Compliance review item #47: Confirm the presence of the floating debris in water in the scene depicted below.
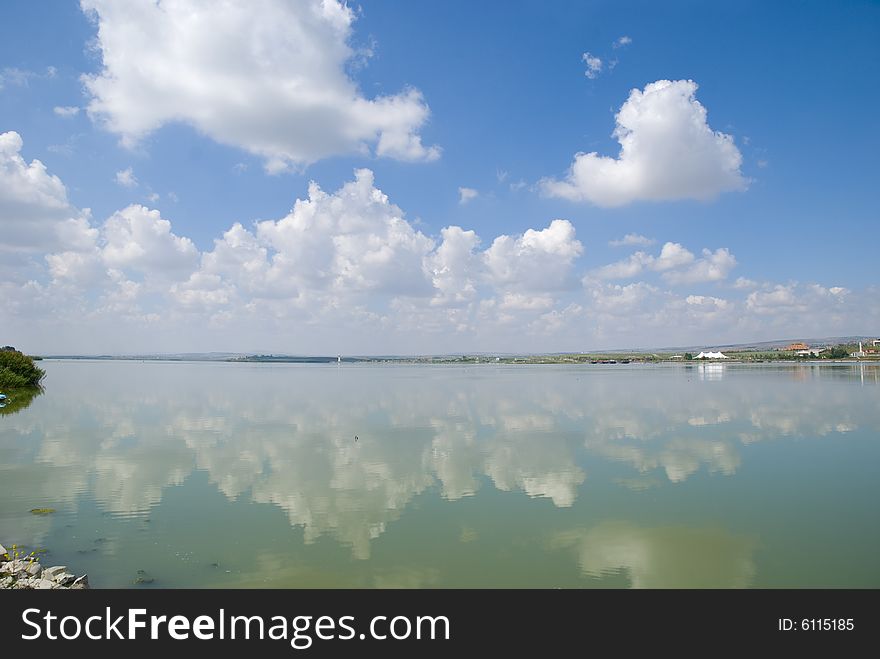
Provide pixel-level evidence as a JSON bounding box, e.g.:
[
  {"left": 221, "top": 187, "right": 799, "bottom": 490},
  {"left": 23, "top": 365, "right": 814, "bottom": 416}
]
[
  {"left": 134, "top": 569, "right": 155, "bottom": 585},
  {"left": 30, "top": 508, "right": 56, "bottom": 515}
]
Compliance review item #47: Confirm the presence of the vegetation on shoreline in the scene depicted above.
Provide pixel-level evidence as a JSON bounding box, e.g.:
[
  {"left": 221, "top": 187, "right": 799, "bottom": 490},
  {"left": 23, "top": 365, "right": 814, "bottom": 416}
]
[
  {"left": 0, "top": 349, "right": 45, "bottom": 416},
  {"left": 0, "top": 350, "right": 46, "bottom": 388}
]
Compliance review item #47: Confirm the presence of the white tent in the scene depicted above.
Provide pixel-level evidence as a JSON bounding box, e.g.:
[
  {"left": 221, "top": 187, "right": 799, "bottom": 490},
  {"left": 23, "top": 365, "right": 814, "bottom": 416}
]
[{"left": 695, "top": 351, "right": 729, "bottom": 359}]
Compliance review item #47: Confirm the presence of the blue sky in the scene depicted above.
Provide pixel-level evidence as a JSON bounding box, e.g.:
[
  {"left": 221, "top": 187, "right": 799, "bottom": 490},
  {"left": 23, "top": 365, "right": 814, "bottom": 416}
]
[{"left": 1, "top": 0, "right": 878, "bottom": 354}]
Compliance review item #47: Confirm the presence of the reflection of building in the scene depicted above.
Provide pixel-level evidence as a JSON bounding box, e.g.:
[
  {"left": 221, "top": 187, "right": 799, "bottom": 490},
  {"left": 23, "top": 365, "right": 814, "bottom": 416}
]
[{"left": 698, "top": 362, "right": 725, "bottom": 381}]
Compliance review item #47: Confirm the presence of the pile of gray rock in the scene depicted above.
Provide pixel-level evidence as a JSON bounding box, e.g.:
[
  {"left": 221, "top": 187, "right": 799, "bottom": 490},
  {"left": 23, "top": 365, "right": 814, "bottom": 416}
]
[{"left": 0, "top": 543, "right": 89, "bottom": 590}]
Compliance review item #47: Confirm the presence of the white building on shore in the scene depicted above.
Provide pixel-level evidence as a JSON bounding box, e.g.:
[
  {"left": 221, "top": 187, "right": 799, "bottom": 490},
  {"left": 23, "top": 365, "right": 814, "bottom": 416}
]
[{"left": 695, "top": 351, "right": 729, "bottom": 359}]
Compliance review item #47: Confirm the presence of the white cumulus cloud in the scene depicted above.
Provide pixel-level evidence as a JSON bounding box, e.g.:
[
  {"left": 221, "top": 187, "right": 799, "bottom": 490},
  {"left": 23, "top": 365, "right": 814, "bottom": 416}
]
[
  {"left": 484, "top": 219, "right": 584, "bottom": 292},
  {"left": 653, "top": 242, "right": 695, "bottom": 271},
  {"left": 592, "top": 242, "right": 735, "bottom": 285},
  {"left": 458, "top": 187, "right": 479, "bottom": 204},
  {"left": 685, "top": 294, "right": 730, "bottom": 314},
  {"left": 0, "top": 131, "right": 80, "bottom": 256},
  {"left": 593, "top": 241, "right": 694, "bottom": 280},
  {"left": 593, "top": 251, "right": 654, "bottom": 280},
  {"left": 609, "top": 233, "right": 654, "bottom": 247},
  {"left": 541, "top": 80, "right": 747, "bottom": 206},
  {"left": 746, "top": 283, "right": 849, "bottom": 316},
  {"left": 428, "top": 226, "right": 480, "bottom": 305},
  {"left": 2, "top": 130, "right": 874, "bottom": 354},
  {"left": 582, "top": 52, "right": 603, "bottom": 79},
  {"left": 53, "top": 106, "right": 80, "bottom": 117},
  {"left": 102, "top": 205, "right": 199, "bottom": 275},
  {"left": 114, "top": 167, "right": 137, "bottom": 188},
  {"left": 663, "top": 247, "right": 736, "bottom": 285},
  {"left": 80, "top": 0, "right": 440, "bottom": 170},
  {"left": 176, "top": 169, "right": 437, "bottom": 311},
  {"left": 256, "top": 169, "right": 435, "bottom": 295},
  {"left": 733, "top": 276, "right": 759, "bottom": 289}
]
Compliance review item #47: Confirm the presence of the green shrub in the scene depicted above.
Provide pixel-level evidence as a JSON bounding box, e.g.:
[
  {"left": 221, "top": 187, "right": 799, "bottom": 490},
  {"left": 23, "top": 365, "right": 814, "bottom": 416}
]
[{"left": 0, "top": 351, "right": 45, "bottom": 388}]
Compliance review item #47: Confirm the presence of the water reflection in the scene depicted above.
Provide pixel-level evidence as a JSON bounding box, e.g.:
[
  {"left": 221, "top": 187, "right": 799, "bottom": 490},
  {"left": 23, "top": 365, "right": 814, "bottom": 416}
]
[
  {"left": 1, "top": 361, "right": 878, "bottom": 581},
  {"left": 550, "top": 521, "right": 757, "bottom": 588},
  {"left": 697, "top": 362, "right": 725, "bottom": 381},
  {"left": 0, "top": 386, "right": 41, "bottom": 416}
]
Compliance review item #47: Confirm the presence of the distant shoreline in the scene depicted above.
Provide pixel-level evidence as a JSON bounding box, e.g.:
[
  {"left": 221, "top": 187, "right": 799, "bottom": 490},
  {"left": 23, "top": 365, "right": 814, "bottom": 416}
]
[{"left": 37, "top": 355, "right": 880, "bottom": 365}]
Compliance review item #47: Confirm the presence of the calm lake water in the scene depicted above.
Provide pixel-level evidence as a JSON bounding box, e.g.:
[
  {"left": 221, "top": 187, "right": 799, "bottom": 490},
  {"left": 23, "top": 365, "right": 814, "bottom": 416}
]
[{"left": 1, "top": 360, "right": 879, "bottom": 588}]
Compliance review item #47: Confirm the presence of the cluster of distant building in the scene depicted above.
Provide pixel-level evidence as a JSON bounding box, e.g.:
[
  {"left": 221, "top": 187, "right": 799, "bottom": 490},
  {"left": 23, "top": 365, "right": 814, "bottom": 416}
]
[
  {"left": 783, "top": 340, "right": 879, "bottom": 358},
  {"left": 667, "top": 338, "right": 880, "bottom": 361},
  {"left": 783, "top": 342, "right": 826, "bottom": 357},
  {"left": 848, "top": 340, "right": 880, "bottom": 358}
]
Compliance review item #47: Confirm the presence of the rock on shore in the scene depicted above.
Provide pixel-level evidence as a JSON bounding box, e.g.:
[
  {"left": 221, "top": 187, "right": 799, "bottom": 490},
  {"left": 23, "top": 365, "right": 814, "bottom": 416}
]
[{"left": 0, "top": 543, "right": 89, "bottom": 590}]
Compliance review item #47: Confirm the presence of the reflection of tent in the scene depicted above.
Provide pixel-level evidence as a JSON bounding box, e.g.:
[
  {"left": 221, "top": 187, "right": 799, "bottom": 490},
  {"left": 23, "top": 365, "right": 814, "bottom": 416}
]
[{"left": 695, "top": 351, "right": 729, "bottom": 359}]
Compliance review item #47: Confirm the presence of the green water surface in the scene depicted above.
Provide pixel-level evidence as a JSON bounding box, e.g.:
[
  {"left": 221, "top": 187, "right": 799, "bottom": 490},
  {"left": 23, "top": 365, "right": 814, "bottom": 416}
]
[{"left": 1, "top": 360, "right": 878, "bottom": 588}]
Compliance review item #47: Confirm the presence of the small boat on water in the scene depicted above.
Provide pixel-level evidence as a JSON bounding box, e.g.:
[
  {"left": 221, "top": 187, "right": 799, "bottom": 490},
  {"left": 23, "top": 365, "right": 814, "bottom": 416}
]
[{"left": 0, "top": 393, "right": 7, "bottom": 407}]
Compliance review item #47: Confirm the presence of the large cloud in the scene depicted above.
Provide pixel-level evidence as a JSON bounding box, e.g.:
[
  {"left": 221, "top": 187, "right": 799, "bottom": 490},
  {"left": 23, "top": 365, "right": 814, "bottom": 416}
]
[
  {"left": 483, "top": 219, "right": 583, "bottom": 292},
  {"left": 592, "top": 241, "right": 735, "bottom": 285},
  {"left": 745, "top": 283, "right": 850, "bottom": 317},
  {"left": 102, "top": 205, "right": 199, "bottom": 276},
  {"left": 80, "top": 0, "right": 440, "bottom": 170},
  {"left": 0, "top": 131, "right": 76, "bottom": 253},
  {"left": 176, "top": 175, "right": 587, "bottom": 320},
  {"left": 175, "top": 169, "right": 437, "bottom": 312},
  {"left": 0, "top": 131, "right": 101, "bottom": 287},
  {"left": 663, "top": 247, "right": 736, "bottom": 285},
  {"left": 256, "top": 169, "right": 435, "bottom": 294},
  {"left": 428, "top": 226, "right": 481, "bottom": 305},
  {"left": 2, "top": 132, "right": 875, "bottom": 353},
  {"left": 541, "top": 80, "right": 747, "bottom": 206}
]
